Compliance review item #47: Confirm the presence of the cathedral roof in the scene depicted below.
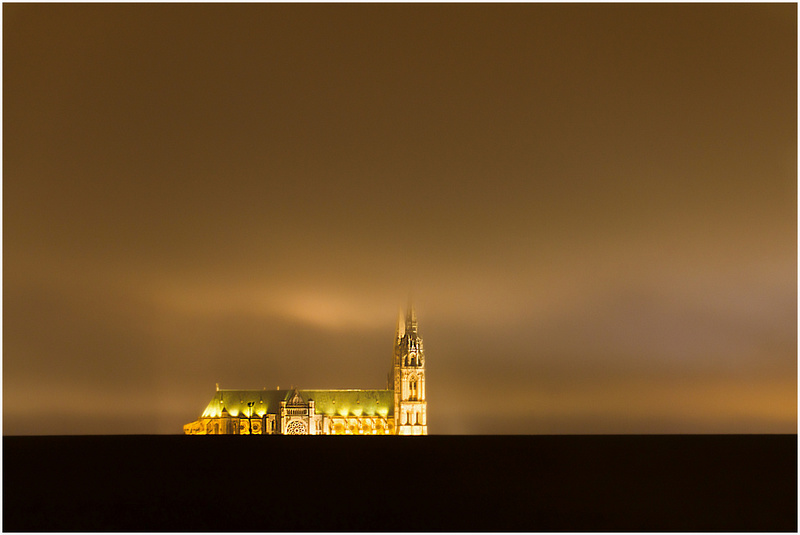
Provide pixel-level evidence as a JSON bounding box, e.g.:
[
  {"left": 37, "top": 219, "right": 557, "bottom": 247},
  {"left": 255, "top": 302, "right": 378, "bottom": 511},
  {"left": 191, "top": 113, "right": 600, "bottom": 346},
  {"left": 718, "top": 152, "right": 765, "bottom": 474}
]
[{"left": 200, "top": 388, "right": 393, "bottom": 418}]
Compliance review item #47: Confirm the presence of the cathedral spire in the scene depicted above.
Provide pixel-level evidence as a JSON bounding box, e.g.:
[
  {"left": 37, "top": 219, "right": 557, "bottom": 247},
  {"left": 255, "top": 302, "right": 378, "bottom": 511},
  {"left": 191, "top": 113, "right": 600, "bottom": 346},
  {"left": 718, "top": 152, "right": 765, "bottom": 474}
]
[
  {"left": 406, "top": 302, "right": 418, "bottom": 335},
  {"left": 395, "top": 308, "right": 405, "bottom": 340}
]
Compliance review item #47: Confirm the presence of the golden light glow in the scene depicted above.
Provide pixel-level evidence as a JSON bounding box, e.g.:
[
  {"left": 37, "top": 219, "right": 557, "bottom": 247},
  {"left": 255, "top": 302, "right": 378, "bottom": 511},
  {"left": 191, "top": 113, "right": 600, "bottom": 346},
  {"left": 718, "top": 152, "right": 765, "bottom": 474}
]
[{"left": 281, "top": 293, "right": 388, "bottom": 331}]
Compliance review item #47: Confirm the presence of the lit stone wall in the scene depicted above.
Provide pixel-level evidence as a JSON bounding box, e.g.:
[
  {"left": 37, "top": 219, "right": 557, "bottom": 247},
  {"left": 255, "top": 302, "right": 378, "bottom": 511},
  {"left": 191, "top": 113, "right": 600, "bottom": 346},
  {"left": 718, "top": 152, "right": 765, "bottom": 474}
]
[
  {"left": 322, "top": 416, "right": 394, "bottom": 435},
  {"left": 184, "top": 414, "right": 395, "bottom": 435},
  {"left": 183, "top": 414, "right": 278, "bottom": 435}
]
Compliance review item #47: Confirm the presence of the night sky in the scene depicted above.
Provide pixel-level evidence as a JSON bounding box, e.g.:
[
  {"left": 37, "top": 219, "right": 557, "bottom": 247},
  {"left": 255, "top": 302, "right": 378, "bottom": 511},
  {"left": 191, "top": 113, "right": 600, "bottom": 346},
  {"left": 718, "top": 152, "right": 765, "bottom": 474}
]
[{"left": 4, "top": 3, "right": 796, "bottom": 435}]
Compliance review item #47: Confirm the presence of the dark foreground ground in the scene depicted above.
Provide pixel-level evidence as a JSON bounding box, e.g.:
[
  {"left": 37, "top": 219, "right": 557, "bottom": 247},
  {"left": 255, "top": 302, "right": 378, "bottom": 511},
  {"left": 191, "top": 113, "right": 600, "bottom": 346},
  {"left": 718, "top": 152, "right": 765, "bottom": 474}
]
[{"left": 3, "top": 434, "right": 796, "bottom": 532}]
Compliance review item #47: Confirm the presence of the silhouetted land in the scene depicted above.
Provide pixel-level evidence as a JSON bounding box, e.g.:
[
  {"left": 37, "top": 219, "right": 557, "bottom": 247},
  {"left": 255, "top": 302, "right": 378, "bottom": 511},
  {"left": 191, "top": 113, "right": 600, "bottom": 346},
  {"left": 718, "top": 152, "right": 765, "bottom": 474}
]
[{"left": 3, "top": 435, "right": 796, "bottom": 532}]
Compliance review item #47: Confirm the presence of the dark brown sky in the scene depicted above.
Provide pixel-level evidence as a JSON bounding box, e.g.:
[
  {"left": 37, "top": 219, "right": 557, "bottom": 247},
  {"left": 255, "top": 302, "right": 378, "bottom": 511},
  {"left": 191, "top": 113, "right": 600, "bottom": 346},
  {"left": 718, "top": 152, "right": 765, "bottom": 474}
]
[{"left": 4, "top": 3, "right": 796, "bottom": 434}]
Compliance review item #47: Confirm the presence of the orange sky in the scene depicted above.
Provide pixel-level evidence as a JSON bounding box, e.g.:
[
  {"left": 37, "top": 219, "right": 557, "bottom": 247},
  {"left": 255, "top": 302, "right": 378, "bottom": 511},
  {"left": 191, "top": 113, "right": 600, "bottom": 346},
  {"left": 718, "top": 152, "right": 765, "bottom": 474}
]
[{"left": 3, "top": 3, "right": 796, "bottom": 434}]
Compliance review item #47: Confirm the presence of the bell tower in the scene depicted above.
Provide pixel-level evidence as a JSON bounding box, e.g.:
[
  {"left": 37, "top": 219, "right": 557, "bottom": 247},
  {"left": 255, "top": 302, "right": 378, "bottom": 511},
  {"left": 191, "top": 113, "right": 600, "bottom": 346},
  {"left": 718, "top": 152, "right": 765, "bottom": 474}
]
[{"left": 391, "top": 304, "right": 427, "bottom": 435}]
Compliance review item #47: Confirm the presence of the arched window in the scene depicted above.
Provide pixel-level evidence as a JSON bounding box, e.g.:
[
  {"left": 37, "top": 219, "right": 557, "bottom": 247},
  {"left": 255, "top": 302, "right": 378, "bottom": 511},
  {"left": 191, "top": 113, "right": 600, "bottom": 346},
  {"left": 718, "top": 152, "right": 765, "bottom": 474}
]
[{"left": 409, "top": 379, "right": 418, "bottom": 400}]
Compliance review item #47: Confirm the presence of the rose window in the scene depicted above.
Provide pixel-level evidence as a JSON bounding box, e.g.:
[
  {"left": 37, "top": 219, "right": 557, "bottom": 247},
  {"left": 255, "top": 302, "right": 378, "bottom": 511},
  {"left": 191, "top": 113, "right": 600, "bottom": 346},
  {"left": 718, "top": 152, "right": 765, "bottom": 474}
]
[{"left": 286, "top": 421, "right": 307, "bottom": 435}]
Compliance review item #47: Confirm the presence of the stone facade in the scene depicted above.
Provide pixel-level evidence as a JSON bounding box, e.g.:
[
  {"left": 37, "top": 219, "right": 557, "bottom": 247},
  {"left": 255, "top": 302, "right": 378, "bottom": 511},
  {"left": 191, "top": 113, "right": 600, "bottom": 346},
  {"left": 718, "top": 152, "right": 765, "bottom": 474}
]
[{"left": 183, "top": 305, "right": 428, "bottom": 435}]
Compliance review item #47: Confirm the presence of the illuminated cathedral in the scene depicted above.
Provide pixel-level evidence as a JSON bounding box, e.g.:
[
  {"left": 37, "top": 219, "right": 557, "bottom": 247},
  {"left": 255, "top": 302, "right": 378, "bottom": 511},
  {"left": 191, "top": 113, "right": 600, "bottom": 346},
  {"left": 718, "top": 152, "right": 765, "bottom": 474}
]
[{"left": 183, "top": 305, "right": 428, "bottom": 435}]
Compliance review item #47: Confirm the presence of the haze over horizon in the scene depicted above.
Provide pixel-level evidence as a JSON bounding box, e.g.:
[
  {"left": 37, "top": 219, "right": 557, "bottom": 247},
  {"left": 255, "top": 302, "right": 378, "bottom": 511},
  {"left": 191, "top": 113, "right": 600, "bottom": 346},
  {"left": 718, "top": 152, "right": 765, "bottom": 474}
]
[{"left": 4, "top": 3, "right": 796, "bottom": 435}]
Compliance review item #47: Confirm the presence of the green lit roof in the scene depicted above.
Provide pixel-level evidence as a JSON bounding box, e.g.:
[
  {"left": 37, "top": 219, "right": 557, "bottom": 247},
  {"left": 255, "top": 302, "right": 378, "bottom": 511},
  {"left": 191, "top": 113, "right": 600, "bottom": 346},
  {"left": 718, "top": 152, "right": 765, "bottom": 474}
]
[
  {"left": 200, "top": 388, "right": 393, "bottom": 418},
  {"left": 303, "top": 390, "right": 393, "bottom": 418},
  {"left": 201, "top": 389, "right": 286, "bottom": 418}
]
